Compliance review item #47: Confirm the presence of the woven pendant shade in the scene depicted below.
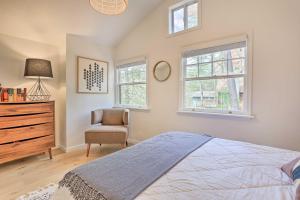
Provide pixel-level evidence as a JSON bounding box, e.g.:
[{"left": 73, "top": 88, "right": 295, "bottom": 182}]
[{"left": 90, "top": 0, "right": 128, "bottom": 15}]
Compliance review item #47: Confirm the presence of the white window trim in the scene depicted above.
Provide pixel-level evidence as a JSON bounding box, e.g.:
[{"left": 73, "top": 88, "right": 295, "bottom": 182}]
[
  {"left": 168, "top": 0, "right": 201, "bottom": 36},
  {"left": 114, "top": 57, "right": 149, "bottom": 110},
  {"left": 177, "top": 110, "right": 255, "bottom": 119},
  {"left": 178, "top": 34, "right": 254, "bottom": 119}
]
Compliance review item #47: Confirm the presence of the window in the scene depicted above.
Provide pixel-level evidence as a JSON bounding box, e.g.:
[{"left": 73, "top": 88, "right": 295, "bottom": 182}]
[
  {"left": 116, "top": 61, "right": 148, "bottom": 109},
  {"left": 169, "top": 0, "right": 199, "bottom": 34},
  {"left": 181, "top": 41, "right": 250, "bottom": 115}
]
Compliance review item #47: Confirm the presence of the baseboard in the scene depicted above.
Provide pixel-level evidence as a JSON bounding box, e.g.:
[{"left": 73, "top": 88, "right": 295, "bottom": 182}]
[
  {"left": 57, "top": 138, "right": 140, "bottom": 153},
  {"left": 52, "top": 146, "right": 60, "bottom": 150},
  {"left": 57, "top": 144, "right": 86, "bottom": 153},
  {"left": 57, "top": 145, "right": 67, "bottom": 153},
  {"left": 127, "top": 138, "right": 140, "bottom": 144},
  {"left": 66, "top": 144, "right": 86, "bottom": 152}
]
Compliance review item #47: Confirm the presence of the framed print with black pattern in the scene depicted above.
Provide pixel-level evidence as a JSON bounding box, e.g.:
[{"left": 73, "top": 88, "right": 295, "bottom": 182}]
[{"left": 77, "top": 56, "right": 108, "bottom": 94}]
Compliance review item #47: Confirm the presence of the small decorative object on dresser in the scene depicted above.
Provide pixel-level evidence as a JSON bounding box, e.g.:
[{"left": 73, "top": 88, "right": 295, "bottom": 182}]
[
  {"left": 0, "top": 101, "right": 55, "bottom": 164},
  {"left": 77, "top": 56, "right": 108, "bottom": 94},
  {"left": 24, "top": 58, "right": 53, "bottom": 101},
  {"left": 0, "top": 87, "right": 27, "bottom": 102}
]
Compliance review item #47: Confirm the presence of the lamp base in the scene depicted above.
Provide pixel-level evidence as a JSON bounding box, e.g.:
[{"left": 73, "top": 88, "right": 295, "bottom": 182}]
[{"left": 27, "top": 78, "right": 51, "bottom": 101}]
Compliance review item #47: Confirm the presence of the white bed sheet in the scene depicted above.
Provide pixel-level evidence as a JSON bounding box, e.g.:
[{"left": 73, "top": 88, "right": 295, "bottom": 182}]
[{"left": 53, "top": 138, "right": 300, "bottom": 200}]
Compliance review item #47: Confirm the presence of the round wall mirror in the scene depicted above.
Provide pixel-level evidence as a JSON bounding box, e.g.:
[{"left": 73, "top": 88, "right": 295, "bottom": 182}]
[{"left": 153, "top": 61, "right": 171, "bottom": 82}]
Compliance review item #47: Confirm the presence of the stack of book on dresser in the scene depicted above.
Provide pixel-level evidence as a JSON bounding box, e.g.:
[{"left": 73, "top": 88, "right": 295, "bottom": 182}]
[{"left": 0, "top": 83, "right": 27, "bottom": 102}]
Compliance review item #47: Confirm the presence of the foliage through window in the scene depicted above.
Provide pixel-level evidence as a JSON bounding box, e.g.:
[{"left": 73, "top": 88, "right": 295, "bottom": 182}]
[
  {"left": 169, "top": 0, "right": 199, "bottom": 34},
  {"left": 182, "top": 41, "right": 249, "bottom": 115},
  {"left": 116, "top": 61, "right": 147, "bottom": 108}
]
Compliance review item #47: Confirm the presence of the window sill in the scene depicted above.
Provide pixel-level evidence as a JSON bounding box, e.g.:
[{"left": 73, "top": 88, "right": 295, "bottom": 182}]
[
  {"left": 177, "top": 110, "right": 255, "bottom": 119},
  {"left": 114, "top": 105, "right": 150, "bottom": 112},
  {"left": 167, "top": 26, "right": 201, "bottom": 38}
]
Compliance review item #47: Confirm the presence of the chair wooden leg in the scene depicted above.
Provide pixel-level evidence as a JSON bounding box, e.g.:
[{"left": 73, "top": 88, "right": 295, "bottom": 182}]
[
  {"left": 86, "top": 144, "right": 91, "bottom": 157},
  {"left": 99, "top": 144, "right": 102, "bottom": 147},
  {"left": 126, "top": 141, "right": 128, "bottom": 147},
  {"left": 48, "top": 148, "right": 53, "bottom": 159}
]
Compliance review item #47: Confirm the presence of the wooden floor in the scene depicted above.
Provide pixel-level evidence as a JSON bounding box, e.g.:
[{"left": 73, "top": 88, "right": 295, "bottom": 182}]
[{"left": 0, "top": 144, "right": 125, "bottom": 200}]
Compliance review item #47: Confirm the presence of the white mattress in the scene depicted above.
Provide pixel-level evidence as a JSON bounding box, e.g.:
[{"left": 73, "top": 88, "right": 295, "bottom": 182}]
[{"left": 53, "top": 138, "right": 300, "bottom": 200}]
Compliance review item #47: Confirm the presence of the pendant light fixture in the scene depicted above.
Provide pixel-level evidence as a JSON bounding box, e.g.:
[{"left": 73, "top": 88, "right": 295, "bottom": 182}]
[{"left": 89, "top": 0, "right": 128, "bottom": 15}]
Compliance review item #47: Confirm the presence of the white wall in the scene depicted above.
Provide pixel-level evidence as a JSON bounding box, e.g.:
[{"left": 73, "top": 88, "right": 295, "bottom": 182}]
[
  {"left": 115, "top": 0, "right": 300, "bottom": 151},
  {"left": 0, "top": 33, "right": 65, "bottom": 147},
  {"left": 65, "top": 34, "right": 114, "bottom": 150}
]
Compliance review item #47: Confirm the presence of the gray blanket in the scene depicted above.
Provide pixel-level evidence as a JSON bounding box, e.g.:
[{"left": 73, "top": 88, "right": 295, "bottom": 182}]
[{"left": 59, "top": 132, "right": 213, "bottom": 200}]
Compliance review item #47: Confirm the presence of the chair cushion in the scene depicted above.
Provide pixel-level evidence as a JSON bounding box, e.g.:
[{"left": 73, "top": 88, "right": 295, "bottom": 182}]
[
  {"left": 85, "top": 125, "right": 128, "bottom": 144},
  {"left": 85, "top": 125, "right": 128, "bottom": 134},
  {"left": 102, "top": 109, "right": 124, "bottom": 125}
]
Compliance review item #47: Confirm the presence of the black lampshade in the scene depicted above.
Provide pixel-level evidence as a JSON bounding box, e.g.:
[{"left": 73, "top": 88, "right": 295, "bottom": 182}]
[{"left": 24, "top": 58, "right": 53, "bottom": 78}]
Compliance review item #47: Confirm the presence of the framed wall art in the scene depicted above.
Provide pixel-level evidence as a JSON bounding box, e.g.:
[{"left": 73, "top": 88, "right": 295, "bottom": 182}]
[{"left": 77, "top": 56, "right": 108, "bottom": 94}]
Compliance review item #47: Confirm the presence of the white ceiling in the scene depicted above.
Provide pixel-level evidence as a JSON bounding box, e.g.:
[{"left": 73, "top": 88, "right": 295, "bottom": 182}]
[{"left": 0, "top": 0, "right": 163, "bottom": 48}]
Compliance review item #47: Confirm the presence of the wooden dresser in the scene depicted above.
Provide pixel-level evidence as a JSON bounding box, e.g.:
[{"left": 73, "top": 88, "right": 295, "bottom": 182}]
[{"left": 0, "top": 101, "right": 55, "bottom": 164}]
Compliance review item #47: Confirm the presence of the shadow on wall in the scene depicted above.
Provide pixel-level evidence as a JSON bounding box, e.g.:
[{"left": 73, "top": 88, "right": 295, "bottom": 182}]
[
  {"left": 0, "top": 34, "right": 61, "bottom": 88},
  {"left": 0, "top": 41, "right": 26, "bottom": 85}
]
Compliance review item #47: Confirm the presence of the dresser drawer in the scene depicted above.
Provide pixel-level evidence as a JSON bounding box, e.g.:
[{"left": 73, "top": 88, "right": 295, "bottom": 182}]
[
  {"left": 0, "top": 123, "right": 54, "bottom": 144},
  {"left": 0, "top": 135, "right": 54, "bottom": 164},
  {"left": 0, "top": 113, "right": 53, "bottom": 129},
  {"left": 0, "top": 102, "right": 54, "bottom": 116}
]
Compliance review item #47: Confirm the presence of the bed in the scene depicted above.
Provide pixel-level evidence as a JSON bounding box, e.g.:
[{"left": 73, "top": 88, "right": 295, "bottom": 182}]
[{"left": 53, "top": 132, "right": 299, "bottom": 200}]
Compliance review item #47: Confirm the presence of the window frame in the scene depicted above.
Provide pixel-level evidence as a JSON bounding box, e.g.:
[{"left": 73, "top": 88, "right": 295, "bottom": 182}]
[
  {"left": 179, "top": 36, "right": 253, "bottom": 117},
  {"left": 115, "top": 59, "right": 149, "bottom": 110},
  {"left": 169, "top": 0, "right": 201, "bottom": 35}
]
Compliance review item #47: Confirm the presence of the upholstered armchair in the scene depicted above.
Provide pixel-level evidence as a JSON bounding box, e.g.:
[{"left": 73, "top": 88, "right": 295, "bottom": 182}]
[{"left": 85, "top": 108, "right": 130, "bottom": 157}]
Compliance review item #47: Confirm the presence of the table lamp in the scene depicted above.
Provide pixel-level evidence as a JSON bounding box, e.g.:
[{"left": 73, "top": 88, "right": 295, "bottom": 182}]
[{"left": 24, "top": 58, "right": 53, "bottom": 101}]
